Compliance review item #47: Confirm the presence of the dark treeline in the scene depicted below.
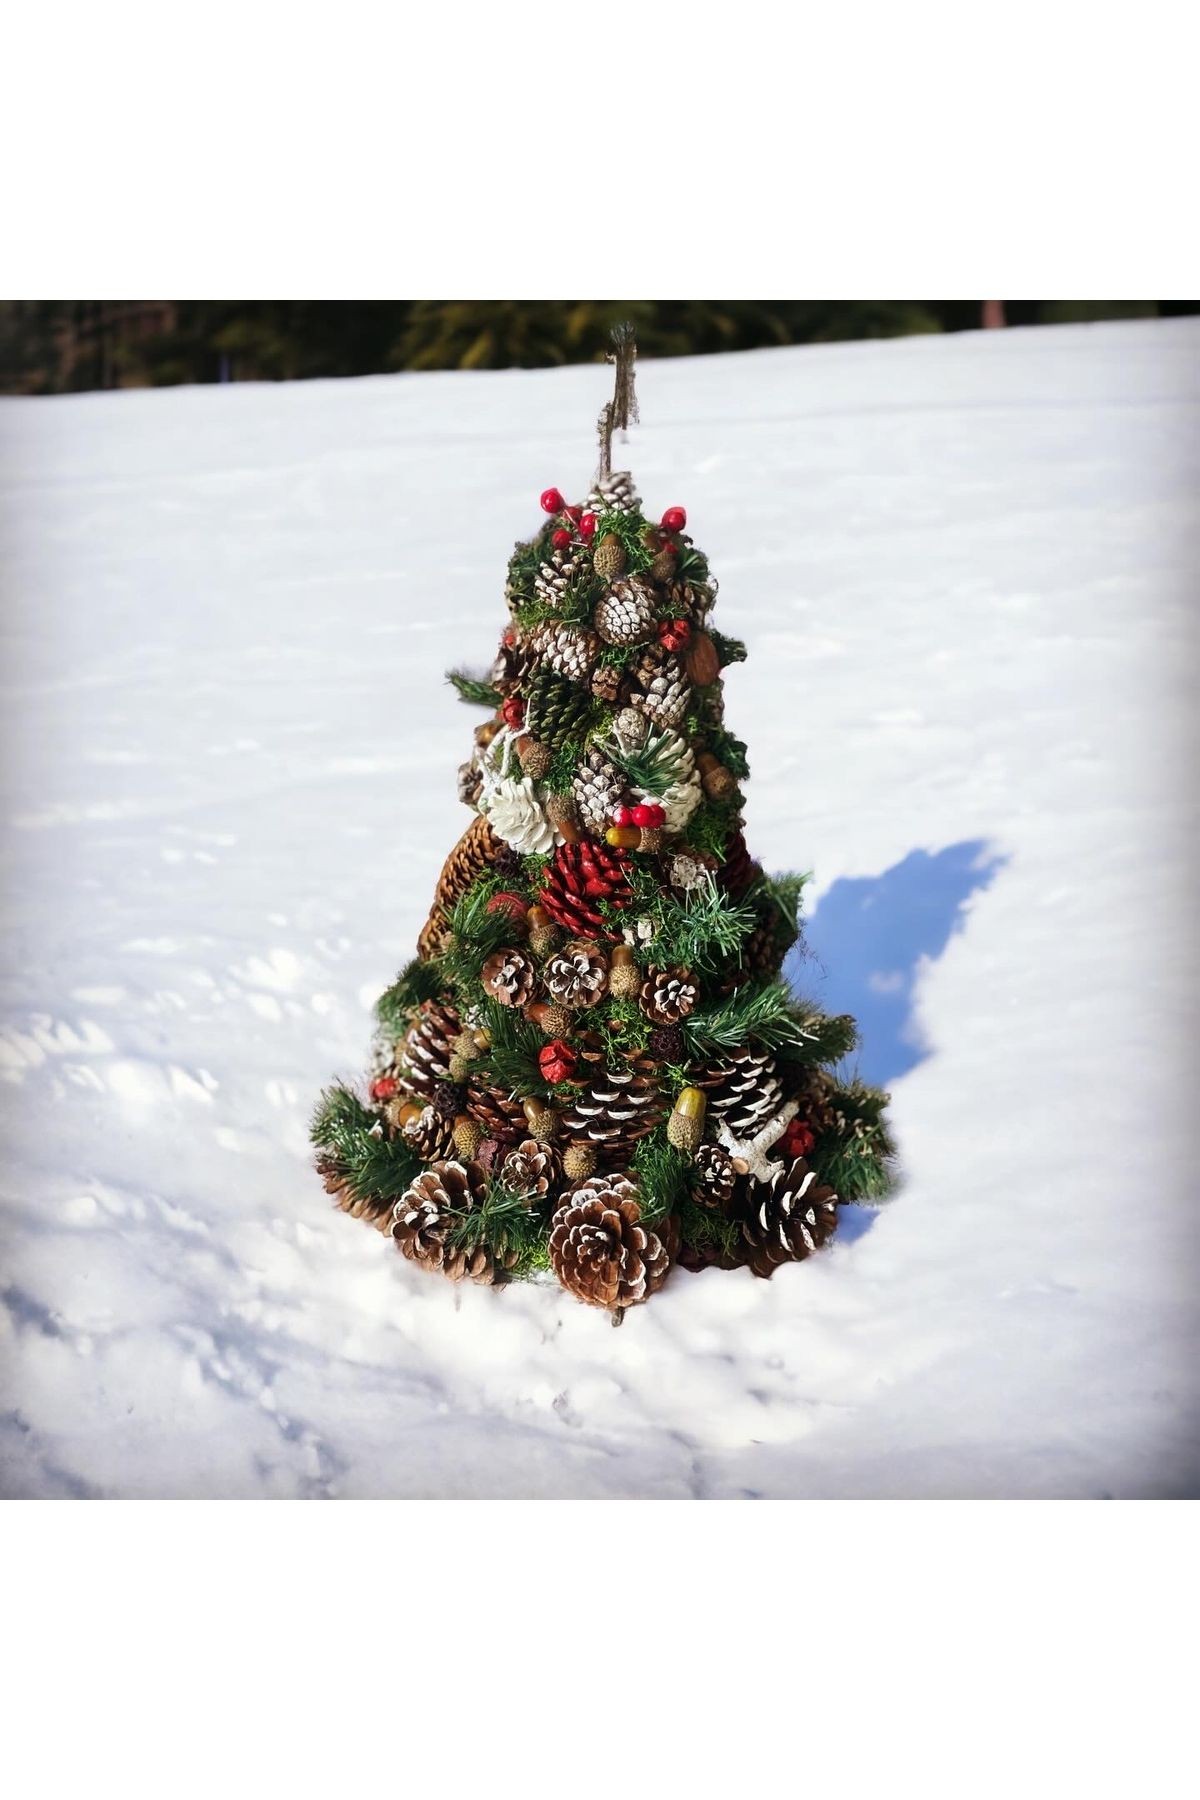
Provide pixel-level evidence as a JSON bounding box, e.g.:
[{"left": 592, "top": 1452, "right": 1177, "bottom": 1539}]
[{"left": 1, "top": 299, "right": 1193, "bottom": 395}]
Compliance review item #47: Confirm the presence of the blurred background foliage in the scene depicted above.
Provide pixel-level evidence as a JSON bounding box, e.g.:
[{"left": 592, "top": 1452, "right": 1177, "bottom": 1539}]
[{"left": 1, "top": 299, "right": 1193, "bottom": 394}]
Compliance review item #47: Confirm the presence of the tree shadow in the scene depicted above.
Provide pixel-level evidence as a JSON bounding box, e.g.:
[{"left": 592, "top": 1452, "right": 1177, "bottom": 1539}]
[{"left": 782, "top": 838, "right": 1006, "bottom": 1240}]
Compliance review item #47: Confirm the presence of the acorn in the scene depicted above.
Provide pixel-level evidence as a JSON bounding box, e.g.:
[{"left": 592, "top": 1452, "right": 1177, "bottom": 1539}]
[
  {"left": 651, "top": 549, "right": 676, "bottom": 583},
  {"left": 516, "top": 734, "right": 552, "bottom": 780},
  {"left": 386, "top": 1098, "right": 424, "bottom": 1132},
  {"left": 636, "top": 827, "right": 663, "bottom": 855},
  {"left": 474, "top": 717, "right": 503, "bottom": 749},
  {"left": 605, "top": 825, "right": 640, "bottom": 851},
  {"left": 526, "top": 903, "right": 560, "bottom": 958},
  {"left": 447, "top": 1052, "right": 474, "bottom": 1083},
  {"left": 545, "top": 793, "right": 582, "bottom": 844},
  {"left": 593, "top": 533, "right": 627, "bottom": 582},
  {"left": 562, "top": 1142, "right": 598, "bottom": 1182},
  {"left": 522, "top": 1096, "right": 559, "bottom": 1144},
  {"left": 608, "top": 944, "right": 641, "bottom": 1000},
  {"left": 528, "top": 999, "right": 573, "bottom": 1038},
  {"left": 452, "top": 1114, "right": 484, "bottom": 1160},
  {"left": 695, "top": 751, "right": 737, "bottom": 802},
  {"left": 684, "top": 629, "right": 721, "bottom": 687},
  {"left": 666, "top": 1086, "right": 707, "bottom": 1155}
]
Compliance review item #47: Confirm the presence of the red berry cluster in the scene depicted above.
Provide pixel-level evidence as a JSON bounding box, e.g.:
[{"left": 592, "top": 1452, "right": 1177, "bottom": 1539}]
[
  {"left": 612, "top": 801, "right": 666, "bottom": 830},
  {"left": 541, "top": 487, "right": 596, "bottom": 548},
  {"left": 781, "top": 1117, "right": 816, "bottom": 1159},
  {"left": 371, "top": 1075, "right": 398, "bottom": 1102}
]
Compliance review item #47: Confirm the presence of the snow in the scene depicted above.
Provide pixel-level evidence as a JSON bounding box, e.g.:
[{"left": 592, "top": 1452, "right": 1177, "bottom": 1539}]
[{"left": 1, "top": 319, "right": 1197, "bottom": 1499}]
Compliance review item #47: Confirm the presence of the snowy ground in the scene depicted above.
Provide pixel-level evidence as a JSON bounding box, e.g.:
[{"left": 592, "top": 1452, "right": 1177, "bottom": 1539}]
[{"left": 1, "top": 320, "right": 1197, "bottom": 1499}]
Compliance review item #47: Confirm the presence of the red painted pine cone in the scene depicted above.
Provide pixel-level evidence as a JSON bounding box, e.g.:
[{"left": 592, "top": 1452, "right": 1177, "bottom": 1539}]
[{"left": 537, "top": 841, "right": 634, "bottom": 939}]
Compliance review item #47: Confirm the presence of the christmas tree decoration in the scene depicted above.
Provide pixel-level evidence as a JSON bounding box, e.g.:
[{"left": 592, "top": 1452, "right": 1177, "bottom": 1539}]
[{"left": 312, "top": 327, "right": 895, "bottom": 1309}]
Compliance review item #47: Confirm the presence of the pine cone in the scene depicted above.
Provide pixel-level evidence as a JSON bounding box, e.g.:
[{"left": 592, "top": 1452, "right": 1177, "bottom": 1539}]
[
  {"left": 639, "top": 966, "right": 698, "bottom": 1024},
  {"left": 316, "top": 1155, "right": 394, "bottom": 1235},
  {"left": 560, "top": 1056, "right": 664, "bottom": 1156},
  {"left": 587, "top": 470, "right": 640, "bottom": 516},
  {"left": 737, "top": 1158, "right": 839, "bottom": 1278},
  {"left": 457, "top": 759, "right": 483, "bottom": 807},
  {"left": 664, "top": 578, "right": 716, "bottom": 625},
  {"left": 790, "top": 1068, "right": 839, "bottom": 1137},
  {"left": 692, "top": 1141, "right": 737, "bottom": 1211},
  {"left": 480, "top": 947, "right": 536, "bottom": 1008},
  {"left": 418, "top": 815, "right": 507, "bottom": 958},
  {"left": 397, "top": 1102, "right": 456, "bottom": 1161},
  {"left": 676, "top": 1234, "right": 745, "bottom": 1273},
  {"left": 497, "top": 1137, "right": 560, "bottom": 1205},
  {"left": 647, "top": 1022, "right": 684, "bottom": 1062},
  {"left": 591, "top": 662, "right": 627, "bottom": 705},
  {"left": 544, "top": 942, "right": 609, "bottom": 1008},
  {"left": 629, "top": 647, "right": 691, "bottom": 731},
  {"left": 534, "top": 552, "right": 585, "bottom": 611},
  {"left": 431, "top": 1079, "right": 467, "bottom": 1120},
  {"left": 572, "top": 749, "right": 627, "bottom": 834},
  {"left": 466, "top": 1074, "right": 528, "bottom": 1144},
  {"left": 716, "top": 911, "right": 779, "bottom": 992},
  {"left": 525, "top": 666, "right": 592, "bottom": 751},
  {"left": 391, "top": 1160, "right": 517, "bottom": 1285},
  {"left": 548, "top": 1174, "right": 673, "bottom": 1310},
  {"left": 398, "top": 1000, "right": 462, "bottom": 1100},
  {"left": 538, "top": 840, "right": 634, "bottom": 938},
  {"left": 490, "top": 638, "right": 536, "bottom": 695},
  {"left": 697, "top": 1045, "right": 786, "bottom": 1138},
  {"left": 528, "top": 621, "right": 601, "bottom": 686},
  {"left": 718, "top": 828, "right": 759, "bottom": 900},
  {"left": 594, "top": 576, "right": 657, "bottom": 647},
  {"left": 492, "top": 843, "right": 524, "bottom": 881}
]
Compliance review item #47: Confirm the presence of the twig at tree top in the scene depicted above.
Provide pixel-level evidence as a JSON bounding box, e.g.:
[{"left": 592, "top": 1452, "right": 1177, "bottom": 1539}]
[{"left": 597, "top": 322, "right": 639, "bottom": 480}]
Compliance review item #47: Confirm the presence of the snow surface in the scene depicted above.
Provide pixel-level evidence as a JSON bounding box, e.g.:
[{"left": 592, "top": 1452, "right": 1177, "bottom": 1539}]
[{"left": 1, "top": 320, "right": 1197, "bottom": 1499}]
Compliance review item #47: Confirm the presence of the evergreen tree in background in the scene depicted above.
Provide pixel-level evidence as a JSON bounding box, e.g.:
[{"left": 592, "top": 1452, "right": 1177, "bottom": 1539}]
[{"left": 311, "top": 332, "right": 895, "bottom": 1316}]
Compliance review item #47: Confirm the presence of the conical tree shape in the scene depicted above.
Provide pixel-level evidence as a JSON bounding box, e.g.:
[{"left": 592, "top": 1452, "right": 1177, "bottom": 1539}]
[{"left": 312, "top": 353, "right": 895, "bottom": 1312}]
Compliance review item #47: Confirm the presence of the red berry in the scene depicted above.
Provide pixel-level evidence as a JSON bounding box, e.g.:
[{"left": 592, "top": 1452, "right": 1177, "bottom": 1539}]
[
  {"left": 578, "top": 512, "right": 597, "bottom": 540},
  {"left": 502, "top": 695, "right": 524, "bottom": 728},
  {"left": 630, "top": 803, "right": 655, "bottom": 828},
  {"left": 613, "top": 804, "right": 635, "bottom": 828},
  {"left": 502, "top": 627, "right": 516, "bottom": 647},
  {"left": 661, "top": 506, "right": 687, "bottom": 533},
  {"left": 540, "top": 487, "right": 565, "bottom": 514},
  {"left": 564, "top": 504, "right": 583, "bottom": 522},
  {"left": 664, "top": 539, "right": 680, "bottom": 557},
  {"left": 783, "top": 1119, "right": 816, "bottom": 1158},
  {"left": 551, "top": 527, "right": 571, "bottom": 550},
  {"left": 370, "top": 1075, "right": 398, "bottom": 1101},
  {"left": 486, "top": 891, "right": 528, "bottom": 931}
]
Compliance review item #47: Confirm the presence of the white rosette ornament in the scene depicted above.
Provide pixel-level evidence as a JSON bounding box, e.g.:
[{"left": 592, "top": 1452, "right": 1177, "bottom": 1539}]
[{"left": 475, "top": 726, "right": 563, "bottom": 855}]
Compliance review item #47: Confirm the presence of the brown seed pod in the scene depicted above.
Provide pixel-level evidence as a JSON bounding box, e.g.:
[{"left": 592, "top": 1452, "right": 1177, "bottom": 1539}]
[
  {"left": 684, "top": 629, "right": 721, "bottom": 687},
  {"left": 592, "top": 533, "right": 627, "bottom": 582},
  {"left": 562, "top": 1142, "right": 598, "bottom": 1182}
]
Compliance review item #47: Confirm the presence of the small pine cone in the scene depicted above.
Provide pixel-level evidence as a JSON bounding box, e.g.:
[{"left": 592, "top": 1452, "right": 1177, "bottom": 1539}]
[
  {"left": 466, "top": 1074, "right": 528, "bottom": 1144},
  {"left": 737, "top": 1158, "right": 839, "bottom": 1279},
  {"left": 545, "top": 943, "right": 609, "bottom": 1008},
  {"left": 516, "top": 736, "right": 552, "bottom": 781},
  {"left": 317, "top": 1155, "right": 394, "bottom": 1235},
  {"left": 457, "top": 759, "right": 482, "bottom": 807},
  {"left": 571, "top": 749, "right": 627, "bottom": 835},
  {"left": 692, "top": 1142, "right": 737, "bottom": 1211},
  {"left": 587, "top": 470, "right": 640, "bottom": 516},
  {"left": 480, "top": 947, "right": 536, "bottom": 1008},
  {"left": 665, "top": 578, "right": 716, "bottom": 625},
  {"left": 591, "top": 662, "right": 627, "bottom": 706},
  {"left": 640, "top": 966, "right": 699, "bottom": 1025},
  {"left": 719, "top": 829, "right": 760, "bottom": 899},
  {"left": 498, "top": 1137, "right": 560, "bottom": 1204},
  {"left": 528, "top": 621, "right": 601, "bottom": 686},
  {"left": 492, "top": 843, "right": 525, "bottom": 881},
  {"left": 592, "top": 533, "right": 627, "bottom": 581},
  {"left": 534, "top": 551, "right": 585, "bottom": 610},
  {"left": 699, "top": 1045, "right": 786, "bottom": 1139},
  {"left": 452, "top": 1114, "right": 485, "bottom": 1160},
  {"left": 613, "top": 705, "right": 648, "bottom": 749},
  {"left": 432, "top": 1079, "right": 467, "bottom": 1120},
  {"left": 395, "top": 1103, "right": 456, "bottom": 1163},
  {"left": 630, "top": 647, "right": 691, "bottom": 730},
  {"left": 525, "top": 666, "right": 592, "bottom": 751},
  {"left": 560, "top": 1056, "right": 664, "bottom": 1154},
  {"left": 397, "top": 1000, "right": 462, "bottom": 1100},
  {"left": 538, "top": 840, "right": 634, "bottom": 938},
  {"left": 391, "top": 1160, "right": 516, "bottom": 1285},
  {"left": 548, "top": 1174, "right": 673, "bottom": 1310},
  {"left": 647, "top": 1023, "right": 685, "bottom": 1063},
  {"left": 791, "top": 1068, "right": 839, "bottom": 1137},
  {"left": 562, "top": 1142, "right": 597, "bottom": 1182},
  {"left": 594, "top": 576, "right": 657, "bottom": 647}
]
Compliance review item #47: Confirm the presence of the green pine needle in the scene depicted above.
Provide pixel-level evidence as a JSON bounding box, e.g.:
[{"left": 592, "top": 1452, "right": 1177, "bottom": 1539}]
[{"left": 448, "top": 669, "right": 502, "bottom": 708}]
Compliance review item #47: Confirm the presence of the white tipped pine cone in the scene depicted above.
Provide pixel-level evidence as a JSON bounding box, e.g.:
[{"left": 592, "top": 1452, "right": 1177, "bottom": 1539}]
[
  {"left": 594, "top": 577, "right": 657, "bottom": 647},
  {"left": 391, "top": 1160, "right": 517, "bottom": 1285},
  {"left": 534, "top": 552, "right": 585, "bottom": 611},
  {"left": 497, "top": 1138, "right": 560, "bottom": 1204},
  {"left": 571, "top": 749, "right": 627, "bottom": 835},
  {"left": 629, "top": 647, "right": 691, "bottom": 730},
  {"left": 396, "top": 1101, "right": 456, "bottom": 1162},
  {"left": 397, "top": 1000, "right": 461, "bottom": 1100},
  {"left": 699, "top": 1045, "right": 786, "bottom": 1138},
  {"left": 627, "top": 725, "right": 701, "bottom": 833},
  {"left": 737, "top": 1158, "right": 839, "bottom": 1278},
  {"left": 548, "top": 1173, "right": 674, "bottom": 1309},
  {"left": 692, "top": 1141, "right": 739, "bottom": 1210},
  {"left": 639, "top": 966, "right": 698, "bottom": 1024},
  {"left": 586, "top": 470, "right": 640, "bottom": 516},
  {"left": 481, "top": 946, "right": 536, "bottom": 1008},
  {"left": 545, "top": 943, "right": 608, "bottom": 1008},
  {"left": 527, "top": 621, "right": 601, "bottom": 686}
]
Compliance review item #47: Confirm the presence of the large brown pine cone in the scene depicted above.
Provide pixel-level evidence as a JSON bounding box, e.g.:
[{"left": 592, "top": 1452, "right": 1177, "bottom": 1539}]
[
  {"left": 497, "top": 1138, "right": 560, "bottom": 1205},
  {"left": 629, "top": 646, "right": 691, "bottom": 730},
  {"left": 696, "top": 1044, "right": 786, "bottom": 1139},
  {"left": 545, "top": 943, "right": 609, "bottom": 1008},
  {"left": 481, "top": 947, "right": 536, "bottom": 1008},
  {"left": 736, "top": 1158, "right": 839, "bottom": 1279},
  {"left": 418, "top": 815, "right": 508, "bottom": 958},
  {"left": 396, "top": 1101, "right": 456, "bottom": 1162},
  {"left": 525, "top": 666, "right": 592, "bottom": 751},
  {"left": 560, "top": 1055, "right": 664, "bottom": 1157},
  {"left": 639, "top": 966, "right": 698, "bottom": 1024},
  {"left": 572, "top": 749, "right": 626, "bottom": 834},
  {"left": 548, "top": 1174, "right": 674, "bottom": 1310},
  {"left": 594, "top": 577, "right": 657, "bottom": 647},
  {"left": 538, "top": 841, "right": 634, "bottom": 938},
  {"left": 528, "top": 621, "right": 601, "bottom": 686},
  {"left": 466, "top": 1074, "right": 529, "bottom": 1144},
  {"left": 316, "top": 1155, "right": 394, "bottom": 1235},
  {"left": 397, "top": 1000, "right": 462, "bottom": 1101},
  {"left": 718, "top": 828, "right": 759, "bottom": 901},
  {"left": 391, "top": 1159, "right": 517, "bottom": 1285}
]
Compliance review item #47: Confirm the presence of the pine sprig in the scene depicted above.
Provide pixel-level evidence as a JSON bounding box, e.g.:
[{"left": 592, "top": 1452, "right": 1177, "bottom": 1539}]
[
  {"left": 677, "top": 1191, "right": 741, "bottom": 1265},
  {"left": 375, "top": 957, "right": 443, "bottom": 1038},
  {"left": 448, "top": 669, "right": 502, "bottom": 708},
  {"left": 630, "top": 1131, "right": 691, "bottom": 1225},
  {"left": 436, "top": 875, "right": 513, "bottom": 994},
  {"left": 648, "top": 871, "right": 759, "bottom": 974},
  {"left": 812, "top": 1078, "right": 897, "bottom": 1203},
  {"left": 708, "top": 629, "right": 747, "bottom": 668},
  {"left": 310, "top": 1083, "right": 422, "bottom": 1209},
  {"left": 446, "top": 1176, "right": 547, "bottom": 1271},
  {"left": 682, "top": 979, "right": 849, "bottom": 1059},
  {"left": 705, "top": 724, "right": 750, "bottom": 780}
]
